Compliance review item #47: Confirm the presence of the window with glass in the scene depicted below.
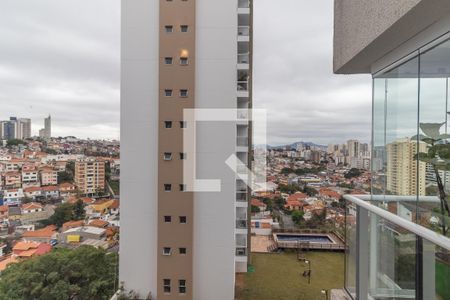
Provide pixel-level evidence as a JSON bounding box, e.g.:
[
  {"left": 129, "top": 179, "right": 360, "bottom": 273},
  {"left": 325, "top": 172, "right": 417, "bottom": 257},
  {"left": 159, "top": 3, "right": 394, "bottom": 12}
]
[
  {"left": 179, "top": 280, "right": 186, "bottom": 294},
  {"left": 360, "top": 35, "right": 450, "bottom": 300},
  {"left": 163, "top": 279, "right": 171, "bottom": 293}
]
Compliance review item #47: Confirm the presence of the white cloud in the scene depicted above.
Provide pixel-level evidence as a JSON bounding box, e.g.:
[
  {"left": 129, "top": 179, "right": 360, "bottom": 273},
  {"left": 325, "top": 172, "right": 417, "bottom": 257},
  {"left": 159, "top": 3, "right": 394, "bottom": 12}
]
[{"left": 0, "top": 0, "right": 372, "bottom": 144}]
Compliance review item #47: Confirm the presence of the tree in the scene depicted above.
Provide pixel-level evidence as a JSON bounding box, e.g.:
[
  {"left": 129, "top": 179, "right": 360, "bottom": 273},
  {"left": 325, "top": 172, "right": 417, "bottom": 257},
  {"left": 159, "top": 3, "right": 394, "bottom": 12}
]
[
  {"left": 344, "top": 168, "right": 362, "bottom": 179},
  {"left": 66, "top": 161, "right": 75, "bottom": 174},
  {"left": 251, "top": 205, "right": 261, "bottom": 213},
  {"left": 291, "top": 210, "right": 304, "bottom": 225},
  {"left": 414, "top": 123, "right": 450, "bottom": 235},
  {"left": 261, "top": 197, "right": 273, "bottom": 211},
  {"left": 105, "top": 162, "right": 112, "bottom": 182},
  {"left": 0, "top": 246, "right": 118, "bottom": 300},
  {"left": 303, "top": 186, "right": 318, "bottom": 197},
  {"left": 6, "top": 139, "right": 25, "bottom": 147},
  {"left": 57, "top": 171, "right": 73, "bottom": 184},
  {"left": 73, "top": 199, "right": 86, "bottom": 220},
  {"left": 42, "top": 202, "right": 84, "bottom": 228},
  {"left": 278, "top": 184, "right": 300, "bottom": 194},
  {"left": 273, "top": 197, "right": 286, "bottom": 210},
  {"left": 281, "top": 167, "right": 294, "bottom": 175}
]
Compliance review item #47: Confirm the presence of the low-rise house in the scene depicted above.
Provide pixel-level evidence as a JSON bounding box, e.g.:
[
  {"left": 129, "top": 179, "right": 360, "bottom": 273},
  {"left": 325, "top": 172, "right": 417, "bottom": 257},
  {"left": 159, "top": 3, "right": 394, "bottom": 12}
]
[
  {"left": 251, "top": 217, "right": 279, "bottom": 235},
  {"left": 60, "top": 226, "right": 106, "bottom": 244},
  {"left": 59, "top": 182, "right": 76, "bottom": 198},
  {"left": 4, "top": 171, "right": 21, "bottom": 188},
  {"left": 22, "top": 167, "right": 39, "bottom": 186},
  {"left": 108, "top": 200, "right": 119, "bottom": 215},
  {"left": 85, "top": 199, "right": 114, "bottom": 217},
  {"left": 251, "top": 198, "right": 267, "bottom": 213},
  {"left": 61, "top": 220, "right": 85, "bottom": 232},
  {"left": 22, "top": 225, "right": 57, "bottom": 243},
  {"left": 41, "top": 186, "right": 59, "bottom": 199},
  {"left": 40, "top": 166, "right": 58, "bottom": 186},
  {"left": 4, "top": 189, "right": 24, "bottom": 205},
  {"left": 24, "top": 186, "right": 43, "bottom": 200},
  {"left": 318, "top": 188, "right": 341, "bottom": 201},
  {"left": 284, "top": 192, "right": 308, "bottom": 211},
  {"left": 12, "top": 241, "right": 52, "bottom": 259},
  {"left": 89, "top": 219, "right": 109, "bottom": 228},
  {"left": 0, "top": 205, "right": 8, "bottom": 220},
  {"left": 8, "top": 206, "right": 21, "bottom": 221},
  {"left": 21, "top": 202, "right": 44, "bottom": 214}
]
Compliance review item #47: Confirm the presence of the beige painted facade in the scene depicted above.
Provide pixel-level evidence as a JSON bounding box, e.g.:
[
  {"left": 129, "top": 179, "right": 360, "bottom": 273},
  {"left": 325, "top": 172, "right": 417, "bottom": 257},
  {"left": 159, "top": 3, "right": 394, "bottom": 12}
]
[
  {"left": 74, "top": 160, "right": 105, "bottom": 195},
  {"left": 157, "top": 0, "right": 195, "bottom": 299}
]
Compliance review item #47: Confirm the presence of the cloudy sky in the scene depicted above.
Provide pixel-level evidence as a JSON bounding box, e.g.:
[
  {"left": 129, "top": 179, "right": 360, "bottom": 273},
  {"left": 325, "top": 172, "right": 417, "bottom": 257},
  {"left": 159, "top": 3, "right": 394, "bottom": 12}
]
[{"left": 0, "top": 0, "right": 371, "bottom": 144}]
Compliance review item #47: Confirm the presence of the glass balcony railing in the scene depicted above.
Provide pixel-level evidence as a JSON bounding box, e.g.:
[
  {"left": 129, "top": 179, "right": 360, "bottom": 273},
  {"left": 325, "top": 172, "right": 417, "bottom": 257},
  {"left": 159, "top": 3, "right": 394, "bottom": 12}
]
[
  {"left": 236, "top": 247, "right": 247, "bottom": 256},
  {"left": 238, "top": 53, "right": 250, "bottom": 64},
  {"left": 344, "top": 194, "right": 450, "bottom": 300},
  {"left": 236, "top": 219, "right": 248, "bottom": 229},
  {"left": 238, "top": 26, "right": 250, "bottom": 37},
  {"left": 236, "top": 192, "right": 247, "bottom": 202},
  {"left": 237, "top": 109, "right": 249, "bottom": 120},
  {"left": 237, "top": 136, "right": 248, "bottom": 147},
  {"left": 237, "top": 81, "right": 248, "bottom": 92},
  {"left": 236, "top": 163, "right": 248, "bottom": 175},
  {"left": 238, "top": 0, "right": 249, "bottom": 9}
]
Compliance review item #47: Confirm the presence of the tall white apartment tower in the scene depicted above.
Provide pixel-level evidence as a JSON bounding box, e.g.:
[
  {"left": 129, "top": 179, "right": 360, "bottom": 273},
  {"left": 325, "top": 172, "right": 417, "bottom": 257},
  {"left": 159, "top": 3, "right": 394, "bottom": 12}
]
[{"left": 120, "top": 1, "right": 252, "bottom": 299}]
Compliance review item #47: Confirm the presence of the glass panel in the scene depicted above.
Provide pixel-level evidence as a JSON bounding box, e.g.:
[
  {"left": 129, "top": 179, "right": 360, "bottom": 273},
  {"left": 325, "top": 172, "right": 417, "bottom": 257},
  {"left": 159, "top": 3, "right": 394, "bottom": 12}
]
[
  {"left": 368, "top": 213, "right": 417, "bottom": 299},
  {"left": 419, "top": 39, "right": 450, "bottom": 237},
  {"left": 385, "top": 57, "right": 420, "bottom": 198},
  {"left": 374, "top": 56, "right": 420, "bottom": 223},
  {"left": 345, "top": 199, "right": 357, "bottom": 298},
  {"left": 372, "top": 78, "right": 387, "bottom": 197}
]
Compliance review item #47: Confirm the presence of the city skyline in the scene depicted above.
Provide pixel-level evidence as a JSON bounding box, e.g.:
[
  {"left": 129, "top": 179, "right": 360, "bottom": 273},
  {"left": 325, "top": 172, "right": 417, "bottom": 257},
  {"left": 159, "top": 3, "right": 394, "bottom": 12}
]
[{"left": 0, "top": 0, "right": 371, "bottom": 144}]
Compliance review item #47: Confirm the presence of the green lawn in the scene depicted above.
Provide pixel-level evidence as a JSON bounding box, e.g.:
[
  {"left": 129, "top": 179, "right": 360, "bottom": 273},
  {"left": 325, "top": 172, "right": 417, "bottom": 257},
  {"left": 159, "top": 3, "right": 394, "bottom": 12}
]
[{"left": 236, "top": 252, "right": 344, "bottom": 300}]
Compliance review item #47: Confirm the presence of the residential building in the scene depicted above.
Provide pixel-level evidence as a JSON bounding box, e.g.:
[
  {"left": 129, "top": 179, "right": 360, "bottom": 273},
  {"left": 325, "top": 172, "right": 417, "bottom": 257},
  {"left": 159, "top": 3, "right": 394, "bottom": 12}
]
[
  {"left": 347, "top": 139, "right": 360, "bottom": 158},
  {"left": 4, "top": 189, "right": 24, "bottom": 205},
  {"left": 12, "top": 241, "right": 52, "bottom": 259},
  {"left": 39, "top": 115, "right": 51, "bottom": 139},
  {"left": 334, "top": 1, "right": 450, "bottom": 299},
  {"left": 18, "top": 118, "right": 31, "bottom": 139},
  {"left": 41, "top": 185, "right": 59, "bottom": 199},
  {"left": 0, "top": 117, "right": 32, "bottom": 140},
  {"left": 4, "top": 171, "right": 21, "bottom": 189},
  {"left": 24, "top": 186, "right": 42, "bottom": 200},
  {"left": 59, "top": 226, "right": 106, "bottom": 244},
  {"left": 22, "top": 225, "right": 57, "bottom": 243},
  {"left": 21, "top": 166, "right": 39, "bottom": 186},
  {"left": 21, "top": 202, "right": 43, "bottom": 214},
  {"left": 40, "top": 166, "right": 58, "bottom": 186},
  {"left": 74, "top": 159, "right": 105, "bottom": 195},
  {"left": 386, "top": 138, "right": 427, "bottom": 196},
  {"left": 120, "top": 0, "right": 253, "bottom": 298}
]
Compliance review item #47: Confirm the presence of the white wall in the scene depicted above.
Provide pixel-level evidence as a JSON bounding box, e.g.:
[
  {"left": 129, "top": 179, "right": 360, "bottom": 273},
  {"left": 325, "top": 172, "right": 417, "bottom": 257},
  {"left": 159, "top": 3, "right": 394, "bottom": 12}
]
[
  {"left": 120, "top": 0, "right": 159, "bottom": 297},
  {"left": 194, "top": 0, "right": 238, "bottom": 299}
]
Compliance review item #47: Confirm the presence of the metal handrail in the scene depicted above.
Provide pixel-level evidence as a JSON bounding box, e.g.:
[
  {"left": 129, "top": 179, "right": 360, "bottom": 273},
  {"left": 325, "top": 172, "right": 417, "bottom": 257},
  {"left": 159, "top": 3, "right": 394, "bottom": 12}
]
[
  {"left": 344, "top": 194, "right": 450, "bottom": 250},
  {"left": 357, "top": 194, "right": 440, "bottom": 203}
]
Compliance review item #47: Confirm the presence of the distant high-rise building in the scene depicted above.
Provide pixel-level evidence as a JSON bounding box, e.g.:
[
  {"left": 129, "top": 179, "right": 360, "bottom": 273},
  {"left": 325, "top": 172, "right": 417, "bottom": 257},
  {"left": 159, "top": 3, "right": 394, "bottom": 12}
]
[
  {"left": 347, "top": 139, "right": 360, "bottom": 158},
  {"left": 19, "top": 118, "right": 31, "bottom": 139},
  {"left": 0, "top": 117, "right": 30, "bottom": 140},
  {"left": 386, "top": 138, "right": 426, "bottom": 196},
  {"left": 39, "top": 115, "right": 51, "bottom": 139}
]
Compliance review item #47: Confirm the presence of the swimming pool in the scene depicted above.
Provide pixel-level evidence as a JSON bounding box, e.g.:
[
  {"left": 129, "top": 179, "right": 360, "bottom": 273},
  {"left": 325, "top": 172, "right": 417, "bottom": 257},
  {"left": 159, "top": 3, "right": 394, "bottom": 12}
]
[{"left": 276, "top": 234, "right": 334, "bottom": 244}]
